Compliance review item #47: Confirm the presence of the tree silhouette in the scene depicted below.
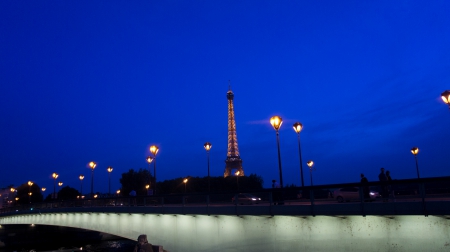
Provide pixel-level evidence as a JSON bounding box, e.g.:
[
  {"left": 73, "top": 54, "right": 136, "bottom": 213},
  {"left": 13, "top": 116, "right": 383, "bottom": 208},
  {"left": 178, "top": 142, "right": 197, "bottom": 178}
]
[
  {"left": 119, "top": 168, "right": 152, "bottom": 196},
  {"left": 16, "top": 182, "right": 43, "bottom": 204}
]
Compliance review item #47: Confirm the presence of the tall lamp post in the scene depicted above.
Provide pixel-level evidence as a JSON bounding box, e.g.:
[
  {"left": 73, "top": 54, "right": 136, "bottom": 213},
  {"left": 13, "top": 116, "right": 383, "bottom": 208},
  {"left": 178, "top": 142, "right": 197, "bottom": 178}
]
[
  {"left": 270, "top": 115, "right": 284, "bottom": 188},
  {"left": 204, "top": 142, "right": 212, "bottom": 192},
  {"left": 88, "top": 161, "right": 97, "bottom": 198},
  {"left": 149, "top": 146, "right": 159, "bottom": 194},
  {"left": 107, "top": 166, "right": 113, "bottom": 195},
  {"left": 307, "top": 160, "right": 315, "bottom": 186},
  {"left": 145, "top": 184, "right": 150, "bottom": 196},
  {"left": 441, "top": 90, "right": 450, "bottom": 110},
  {"left": 411, "top": 147, "right": 420, "bottom": 179},
  {"left": 28, "top": 181, "right": 33, "bottom": 203},
  {"left": 146, "top": 156, "right": 154, "bottom": 188},
  {"left": 79, "top": 175, "right": 84, "bottom": 196},
  {"left": 235, "top": 170, "right": 240, "bottom": 190},
  {"left": 293, "top": 122, "right": 305, "bottom": 188},
  {"left": 52, "top": 172, "right": 58, "bottom": 199},
  {"left": 183, "top": 178, "right": 188, "bottom": 193}
]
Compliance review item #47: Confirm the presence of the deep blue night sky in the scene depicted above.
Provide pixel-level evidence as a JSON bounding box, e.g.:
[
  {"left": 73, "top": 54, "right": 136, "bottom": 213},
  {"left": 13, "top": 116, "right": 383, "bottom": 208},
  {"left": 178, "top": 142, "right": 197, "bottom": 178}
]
[{"left": 1, "top": 1, "right": 450, "bottom": 195}]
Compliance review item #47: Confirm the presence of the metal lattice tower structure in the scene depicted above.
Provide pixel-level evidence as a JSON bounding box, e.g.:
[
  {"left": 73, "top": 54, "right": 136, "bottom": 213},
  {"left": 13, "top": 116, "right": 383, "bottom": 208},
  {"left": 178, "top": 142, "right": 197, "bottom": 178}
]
[{"left": 224, "top": 85, "right": 244, "bottom": 177}]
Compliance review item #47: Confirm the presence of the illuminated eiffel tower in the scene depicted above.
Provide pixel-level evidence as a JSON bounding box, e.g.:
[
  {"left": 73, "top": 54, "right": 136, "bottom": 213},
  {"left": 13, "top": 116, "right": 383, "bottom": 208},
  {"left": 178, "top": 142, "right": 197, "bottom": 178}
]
[{"left": 224, "top": 85, "right": 244, "bottom": 177}]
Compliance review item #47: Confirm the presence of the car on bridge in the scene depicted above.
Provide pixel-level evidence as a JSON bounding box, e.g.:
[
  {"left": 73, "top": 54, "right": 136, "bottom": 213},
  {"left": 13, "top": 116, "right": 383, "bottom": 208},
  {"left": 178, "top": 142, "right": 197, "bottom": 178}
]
[
  {"left": 333, "top": 187, "right": 380, "bottom": 203},
  {"left": 232, "top": 193, "right": 261, "bottom": 205}
]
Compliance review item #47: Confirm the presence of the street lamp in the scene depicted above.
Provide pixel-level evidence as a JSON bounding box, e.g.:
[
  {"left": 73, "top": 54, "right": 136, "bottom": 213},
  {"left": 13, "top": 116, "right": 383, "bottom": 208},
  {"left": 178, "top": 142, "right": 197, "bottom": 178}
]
[
  {"left": 150, "top": 145, "right": 159, "bottom": 194},
  {"left": 183, "top": 178, "right": 188, "bottom": 193},
  {"left": 293, "top": 122, "right": 305, "bottom": 188},
  {"left": 79, "top": 175, "right": 84, "bottom": 196},
  {"left": 52, "top": 172, "right": 58, "bottom": 199},
  {"left": 270, "top": 115, "right": 284, "bottom": 188},
  {"left": 58, "top": 182, "right": 63, "bottom": 187},
  {"left": 411, "top": 147, "right": 420, "bottom": 179},
  {"left": 235, "top": 170, "right": 240, "bottom": 191},
  {"left": 107, "top": 166, "right": 113, "bottom": 195},
  {"left": 441, "top": 90, "right": 450, "bottom": 110},
  {"left": 88, "top": 161, "right": 97, "bottom": 198},
  {"left": 28, "top": 181, "right": 33, "bottom": 203},
  {"left": 204, "top": 142, "right": 212, "bottom": 192},
  {"left": 145, "top": 184, "right": 150, "bottom": 196},
  {"left": 41, "top": 188, "right": 46, "bottom": 192},
  {"left": 146, "top": 156, "right": 153, "bottom": 186},
  {"left": 307, "top": 160, "right": 315, "bottom": 186},
  {"left": 116, "top": 190, "right": 120, "bottom": 196}
]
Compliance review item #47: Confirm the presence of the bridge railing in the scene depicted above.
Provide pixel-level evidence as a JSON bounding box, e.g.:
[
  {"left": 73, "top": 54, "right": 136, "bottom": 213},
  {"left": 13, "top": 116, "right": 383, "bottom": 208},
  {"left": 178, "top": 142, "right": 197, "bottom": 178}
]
[{"left": 1, "top": 176, "right": 450, "bottom": 216}]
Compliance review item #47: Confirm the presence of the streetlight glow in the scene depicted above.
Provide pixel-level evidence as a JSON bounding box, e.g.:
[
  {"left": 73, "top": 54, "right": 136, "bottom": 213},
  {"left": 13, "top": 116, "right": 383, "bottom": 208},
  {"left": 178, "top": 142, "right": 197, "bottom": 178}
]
[
  {"left": 150, "top": 145, "right": 159, "bottom": 156},
  {"left": 204, "top": 142, "right": 212, "bottom": 151},
  {"left": 88, "top": 161, "right": 96, "bottom": 198},
  {"left": 441, "top": 90, "right": 450, "bottom": 107},
  {"left": 307, "top": 160, "right": 315, "bottom": 186},
  {"left": 293, "top": 122, "right": 303, "bottom": 133},
  {"left": 293, "top": 121, "right": 305, "bottom": 189},
  {"left": 149, "top": 145, "right": 159, "bottom": 195},
  {"left": 58, "top": 182, "right": 63, "bottom": 186},
  {"left": 42, "top": 188, "right": 46, "bottom": 191},
  {"left": 204, "top": 142, "right": 212, "bottom": 192},
  {"left": 411, "top": 147, "right": 421, "bottom": 179},
  {"left": 107, "top": 166, "right": 113, "bottom": 195},
  {"left": 270, "top": 116, "right": 283, "bottom": 131},
  {"left": 411, "top": 147, "right": 419, "bottom": 155}
]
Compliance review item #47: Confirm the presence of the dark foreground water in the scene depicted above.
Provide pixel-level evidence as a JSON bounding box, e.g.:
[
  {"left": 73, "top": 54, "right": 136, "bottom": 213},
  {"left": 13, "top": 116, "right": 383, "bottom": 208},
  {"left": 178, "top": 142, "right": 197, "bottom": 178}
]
[
  {"left": 0, "top": 239, "right": 136, "bottom": 252},
  {"left": 0, "top": 225, "right": 137, "bottom": 252}
]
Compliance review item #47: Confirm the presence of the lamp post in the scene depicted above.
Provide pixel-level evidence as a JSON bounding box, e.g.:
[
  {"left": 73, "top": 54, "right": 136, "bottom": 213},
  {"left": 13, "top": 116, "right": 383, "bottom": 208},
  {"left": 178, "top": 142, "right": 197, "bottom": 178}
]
[
  {"left": 28, "top": 181, "right": 33, "bottom": 203},
  {"left": 183, "top": 178, "right": 188, "bottom": 193},
  {"left": 52, "top": 172, "right": 58, "bottom": 199},
  {"left": 79, "top": 175, "right": 84, "bottom": 196},
  {"left": 411, "top": 147, "right": 420, "bottom": 179},
  {"left": 146, "top": 156, "right": 153, "bottom": 187},
  {"left": 88, "top": 161, "right": 97, "bottom": 198},
  {"left": 270, "top": 115, "right": 284, "bottom": 188},
  {"left": 145, "top": 184, "right": 150, "bottom": 196},
  {"left": 441, "top": 90, "right": 450, "bottom": 110},
  {"left": 116, "top": 190, "right": 120, "bottom": 197},
  {"left": 107, "top": 166, "right": 113, "bottom": 195},
  {"left": 307, "top": 160, "right": 315, "bottom": 186},
  {"left": 293, "top": 122, "right": 305, "bottom": 188},
  {"left": 58, "top": 182, "right": 63, "bottom": 187},
  {"left": 150, "top": 146, "right": 159, "bottom": 194},
  {"left": 235, "top": 170, "right": 240, "bottom": 190},
  {"left": 41, "top": 188, "right": 46, "bottom": 192},
  {"left": 204, "top": 142, "right": 212, "bottom": 192}
]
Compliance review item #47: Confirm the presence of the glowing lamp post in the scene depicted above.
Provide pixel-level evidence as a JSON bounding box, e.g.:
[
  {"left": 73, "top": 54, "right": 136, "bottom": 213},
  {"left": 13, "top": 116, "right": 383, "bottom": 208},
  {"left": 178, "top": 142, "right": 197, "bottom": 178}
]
[
  {"left": 307, "top": 160, "right": 315, "bottom": 186},
  {"left": 146, "top": 156, "right": 153, "bottom": 186},
  {"left": 150, "top": 145, "right": 159, "bottom": 194},
  {"left": 270, "top": 115, "right": 284, "bottom": 188},
  {"left": 116, "top": 190, "right": 120, "bottom": 196},
  {"left": 204, "top": 142, "right": 212, "bottom": 192},
  {"left": 41, "top": 188, "right": 46, "bottom": 192},
  {"left": 145, "top": 184, "right": 150, "bottom": 195},
  {"left": 79, "top": 175, "right": 84, "bottom": 196},
  {"left": 183, "top": 178, "right": 188, "bottom": 193},
  {"left": 88, "top": 161, "right": 97, "bottom": 198},
  {"left": 107, "top": 166, "right": 113, "bottom": 195},
  {"left": 58, "top": 182, "right": 63, "bottom": 187},
  {"left": 411, "top": 147, "right": 420, "bottom": 179},
  {"left": 28, "top": 181, "right": 33, "bottom": 203},
  {"left": 441, "top": 90, "right": 450, "bottom": 110},
  {"left": 52, "top": 172, "right": 58, "bottom": 199},
  {"left": 293, "top": 122, "right": 305, "bottom": 188}
]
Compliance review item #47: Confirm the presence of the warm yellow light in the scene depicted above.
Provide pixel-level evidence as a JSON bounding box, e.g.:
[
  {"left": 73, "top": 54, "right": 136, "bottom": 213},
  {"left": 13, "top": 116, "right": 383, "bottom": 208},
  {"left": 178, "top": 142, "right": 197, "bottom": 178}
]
[
  {"left": 88, "top": 161, "right": 97, "bottom": 169},
  {"left": 28, "top": 192, "right": 32, "bottom": 196},
  {"left": 28, "top": 181, "right": 33, "bottom": 186},
  {"left": 145, "top": 184, "right": 150, "bottom": 189},
  {"left": 107, "top": 166, "right": 113, "bottom": 173},
  {"left": 183, "top": 178, "right": 188, "bottom": 183},
  {"left": 15, "top": 197, "right": 19, "bottom": 201},
  {"left": 235, "top": 170, "right": 240, "bottom": 176},
  {"left": 146, "top": 156, "right": 153, "bottom": 164},
  {"left": 441, "top": 90, "right": 450, "bottom": 104},
  {"left": 270, "top": 116, "right": 283, "bottom": 131},
  {"left": 307, "top": 160, "right": 314, "bottom": 168},
  {"left": 94, "top": 194, "right": 98, "bottom": 198},
  {"left": 52, "top": 173, "right": 59, "bottom": 179},
  {"left": 58, "top": 182, "right": 63, "bottom": 186},
  {"left": 79, "top": 175, "right": 84, "bottom": 180},
  {"left": 77, "top": 196, "right": 80, "bottom": 199},
  {"left": 41, "top": 188, "right": 46, "bottom": 192},
  {"left": 204, "top": 142, "right": 212, "bottom": 151},
  {"left": 411, "top": 147, "right": 419, "bottom": 155},
  {"left": 10, "top": 188, "right": 15, "bottom": 192},
  {"left": 116, "top": 190, "right": 120, "bottom": 194},
  {"left": 293, "top": 122, "right": 303, "bottom": 134},
  {"left": 150, "top": 145, "right": 159, "bottom": 156}
]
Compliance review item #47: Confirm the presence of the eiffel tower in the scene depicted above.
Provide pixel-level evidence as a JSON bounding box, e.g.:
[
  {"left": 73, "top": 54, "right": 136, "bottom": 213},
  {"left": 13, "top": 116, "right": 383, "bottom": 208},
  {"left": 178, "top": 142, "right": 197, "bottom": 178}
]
[{"left": 224, "top": 85, "right": 244, "bottom": 177}]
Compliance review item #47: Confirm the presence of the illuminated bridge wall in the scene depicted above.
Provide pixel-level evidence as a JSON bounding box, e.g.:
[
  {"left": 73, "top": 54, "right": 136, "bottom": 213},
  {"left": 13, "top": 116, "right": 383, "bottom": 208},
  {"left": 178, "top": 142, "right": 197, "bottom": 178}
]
[{"left": 1, "top": 213, "right": 449, "bottom": 252}]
